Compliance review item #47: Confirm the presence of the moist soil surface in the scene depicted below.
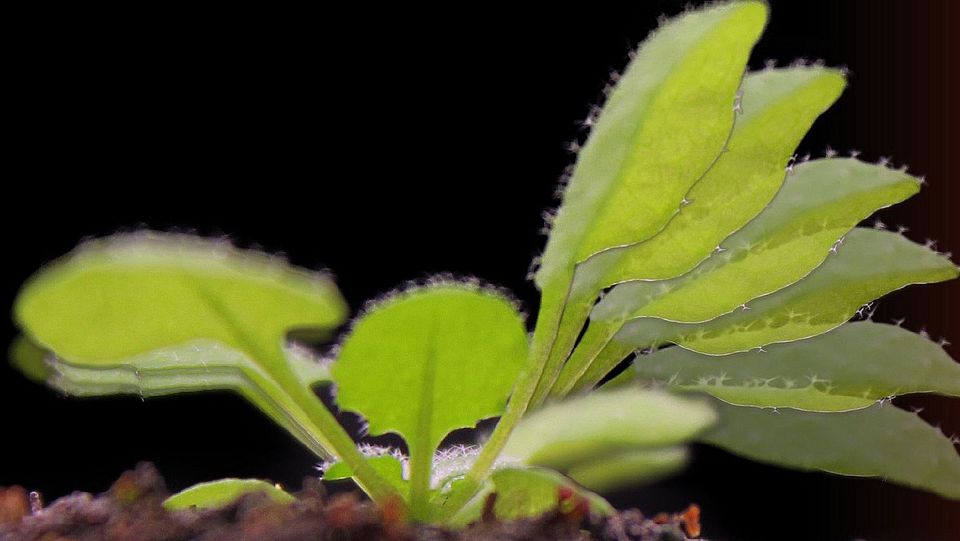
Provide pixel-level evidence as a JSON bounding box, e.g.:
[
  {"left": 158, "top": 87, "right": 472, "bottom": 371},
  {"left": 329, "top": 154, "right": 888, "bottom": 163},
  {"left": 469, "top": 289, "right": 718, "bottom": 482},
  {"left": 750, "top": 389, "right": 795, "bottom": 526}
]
[{"left": 0, "top": 463, "right": 700, "bottom": 541}]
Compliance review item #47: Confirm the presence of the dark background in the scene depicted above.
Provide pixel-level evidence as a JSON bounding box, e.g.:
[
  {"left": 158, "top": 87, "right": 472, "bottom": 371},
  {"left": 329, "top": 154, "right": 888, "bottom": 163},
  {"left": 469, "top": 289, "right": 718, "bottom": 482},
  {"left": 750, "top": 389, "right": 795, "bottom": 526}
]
[{"left": 3, "top": 2, "right": 958, "bottom": 540}]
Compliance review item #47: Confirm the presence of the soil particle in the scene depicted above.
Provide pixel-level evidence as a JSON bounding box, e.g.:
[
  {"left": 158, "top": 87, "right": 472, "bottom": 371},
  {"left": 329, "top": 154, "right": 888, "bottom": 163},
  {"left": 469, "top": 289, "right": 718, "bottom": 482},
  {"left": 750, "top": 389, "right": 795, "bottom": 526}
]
[{"left": 0, "top": 463, "right": 698, "bottom": 541}]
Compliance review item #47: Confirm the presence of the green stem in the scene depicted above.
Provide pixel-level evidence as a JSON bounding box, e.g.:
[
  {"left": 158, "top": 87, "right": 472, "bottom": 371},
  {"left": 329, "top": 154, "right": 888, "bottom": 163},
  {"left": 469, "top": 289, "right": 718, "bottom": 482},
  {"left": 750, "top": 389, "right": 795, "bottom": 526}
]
[
  {"left": 437, "top": 277, "right": 572, "bottom": 519},
  {"left": 284, "top": 380, "right": 404, "bottom": 506},
  {"left": 528, "top": 291, "right": 595, "bottom": 408},
  {"left": 549, "top": 319, "right": 621, "bottom": 397},
  {"left": 197, "top": 292, "right": 402, "bottom": 506},
  {"left": 408, "top": 344, "right": 438, "bottom": 520}
]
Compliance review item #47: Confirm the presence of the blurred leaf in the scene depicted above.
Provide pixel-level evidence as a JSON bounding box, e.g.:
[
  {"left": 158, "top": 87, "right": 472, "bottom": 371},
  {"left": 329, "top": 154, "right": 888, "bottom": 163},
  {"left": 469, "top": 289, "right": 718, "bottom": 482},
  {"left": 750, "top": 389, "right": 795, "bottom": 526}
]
[
  {"left": 13, "top": 339, "right": 333, "bottom": 457},
  {"left": 615, "top": 228, "right": 958, "bottom": 354},
  {"left": 9, "top": 335, "right": 51, "bottom": 383},
  {"left": 504, "top": 387, "right": 715, "bottom": 470},
  {"left": 632, "top": 322, "right": 960, "bottom": 411},
  {"left": 163, "top": 478, "right": 295, "bottom": 511},
  {"left": 703, "top": 401, "right": 960, "bottom": 500},
  {"left": 566, "top": 447, "right": 688, "bottom": 493}
]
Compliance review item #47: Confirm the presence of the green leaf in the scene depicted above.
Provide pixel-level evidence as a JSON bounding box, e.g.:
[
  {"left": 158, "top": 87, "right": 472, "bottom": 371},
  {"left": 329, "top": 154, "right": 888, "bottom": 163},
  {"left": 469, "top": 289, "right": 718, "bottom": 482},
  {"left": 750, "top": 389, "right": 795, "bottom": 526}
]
[
  {"left": 12, "top": 233, "right": 349, "bottom": 455},
  {"left": 577, "top": 67, "right": 847, "bottom": 291},
  {"left": 536, "top": 1, "right": 768, "bottom": 291},
  {"left": 12, "top": 233, "right": 404, "bottom": 504},
  {"left": 163, "top": 478, "right": 295, "bottom": 511},
  {"left": 594, "top": 158, "right": 922, "bottom": 325},
  {"left": 632, "top": 322, "right": 960, "bottom": 411},
  {"left": 16, "top": 233, "right": 347, "bottom": 365},
  {"left": 330, "top": 283, "right": 528, "bottom": 518},
  {"left": 615, "top": 228, "right": 958, "bottom": 354},
  {"left": 566, "top": 447, "right": 689, "bottom": 493},
  {"left": 703, "top": 402, "right": 960, "bottom": 500},
  {"left": 503, "top": 387, "right": 715, "bottom": 470},
  {"left": 544, "top": 70, "right": 847, "bottom": 401}
]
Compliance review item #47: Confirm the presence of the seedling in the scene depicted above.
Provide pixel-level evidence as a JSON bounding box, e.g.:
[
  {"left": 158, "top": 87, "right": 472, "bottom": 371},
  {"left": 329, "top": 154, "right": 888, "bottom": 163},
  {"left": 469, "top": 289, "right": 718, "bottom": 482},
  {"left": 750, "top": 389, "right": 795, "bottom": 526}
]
[{"left": 9, "top": 0, "right": 960, "bottom": 527}]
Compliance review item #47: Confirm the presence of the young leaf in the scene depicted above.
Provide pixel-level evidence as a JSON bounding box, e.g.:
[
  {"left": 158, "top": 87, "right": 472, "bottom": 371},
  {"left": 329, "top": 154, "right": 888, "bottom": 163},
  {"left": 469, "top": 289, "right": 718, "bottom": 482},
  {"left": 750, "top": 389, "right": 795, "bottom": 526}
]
[
  {"left": 632, "top": 322, "right": 960, "bottom": 411},
  {"left": 330, "top": 283, "right": 528, "bottom": 518},
  {"left": 566, "top": 447, "right": 689, "bottom": 493},
  {"left": 13, "top": 233, "right": 403, "bottom": 504},
  {"left": 594, "top": 158, "right": 922, "bottom": 325},
  {"left": 163, "top": 478, "right": 295, "bottom": 511},
  {"left": 577, "top": 67, "right": 847, "bottom": 291},
  {"left": 536, "top": 1, "right": 768, "bottom": 290},
  {"left": 503, "top": 387, "right": 715, "bottom": 470},
  {"left": 702, "top": 402, "right": 960, "bottom": 500},
  {"left": 543, "top": 70, "right": 847, "bottom": 402},
  {"left": 615, "top": 228, "right": 958, "bottom": 354}
]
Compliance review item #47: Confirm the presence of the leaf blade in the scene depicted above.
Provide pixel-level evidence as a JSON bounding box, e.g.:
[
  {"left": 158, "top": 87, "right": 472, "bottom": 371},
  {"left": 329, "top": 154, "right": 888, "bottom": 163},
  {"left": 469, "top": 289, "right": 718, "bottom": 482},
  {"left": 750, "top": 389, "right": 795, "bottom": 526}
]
[
  {"left": 594, "top": 159, "right": 922, "bottom": 325},
  {"left": 535, "top": 1, "right": 768, "bottom": 291},
  {"left": 503, "top": 387, "right": 715, "bottom": 470},
  {"left": 703, "top": 402, "right": 960, "bottom": 500},
  {"left": 615, "top": 228, "right": 958, "bottom": 354},
  {"left": 579, "top": 66, "right": 847, "bottom": 291},
  {"left": 632, "top": 322, "right": 960, "bottom": 411},
  {"left": 163, "top": 479, "right": 295, "bottom": 511}
]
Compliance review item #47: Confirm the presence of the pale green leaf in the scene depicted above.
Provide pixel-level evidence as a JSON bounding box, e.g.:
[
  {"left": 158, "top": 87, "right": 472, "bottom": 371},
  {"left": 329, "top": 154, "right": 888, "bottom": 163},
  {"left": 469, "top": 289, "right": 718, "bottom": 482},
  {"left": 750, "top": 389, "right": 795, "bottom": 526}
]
[
  {"left": 566, "top": 447, "right": 689, "bottom": 493},
  {"left": 332, "top": 283, "right": 527, "bottom": 455},
  {"left": 615, "top": 228, "right": 958, "bottom": 354},
  {"left": 633, "top": 322, "right": 960, "bottom": 411},
  {"left": 163, "top": 478, "right": 295, "bottom": 511},
  {"left": 503, "top": 387, "right": 715, "bottom": 470},
  {"left": 594, "top": 159, "right": 922, "bottom": 325},
  {"left": 577, "top": 67, "right": 847, "bottom": 292},
  {"left": 536, "top": 1, "right": 767, "bottom": 292},
  {"left": 543, "top": 73, "right": 846, "bottom": 402},
  {"left": 330, "top": 283, "right": 528, "bottom": 516},
  {"left": 703, "top": 402, "right": 960, "bottom": 500},
  {"left": 16, "top": 233, "right": 347, "bottom": 366}
]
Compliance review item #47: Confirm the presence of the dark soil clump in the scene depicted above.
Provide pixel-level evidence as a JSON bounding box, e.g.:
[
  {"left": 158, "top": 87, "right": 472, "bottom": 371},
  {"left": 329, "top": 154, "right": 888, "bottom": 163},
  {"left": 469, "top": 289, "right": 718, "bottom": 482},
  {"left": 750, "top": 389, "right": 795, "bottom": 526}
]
[{"left": 0, "top": 463, "right": 699, "bottom": 541}]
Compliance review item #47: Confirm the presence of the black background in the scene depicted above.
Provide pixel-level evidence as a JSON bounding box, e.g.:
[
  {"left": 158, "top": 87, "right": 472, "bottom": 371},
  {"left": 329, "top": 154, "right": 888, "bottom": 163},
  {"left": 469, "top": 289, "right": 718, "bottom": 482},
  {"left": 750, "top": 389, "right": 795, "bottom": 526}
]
[{"left": 3, "top": 2, "right": 959, "bottom": 540}]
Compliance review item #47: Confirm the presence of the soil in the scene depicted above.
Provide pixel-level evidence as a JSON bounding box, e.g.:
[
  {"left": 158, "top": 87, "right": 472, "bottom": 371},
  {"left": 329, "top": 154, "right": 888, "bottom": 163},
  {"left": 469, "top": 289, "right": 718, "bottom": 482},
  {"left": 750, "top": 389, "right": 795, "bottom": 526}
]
[{"left": 0, "top": 463, "right": 700, "bottom": 541}]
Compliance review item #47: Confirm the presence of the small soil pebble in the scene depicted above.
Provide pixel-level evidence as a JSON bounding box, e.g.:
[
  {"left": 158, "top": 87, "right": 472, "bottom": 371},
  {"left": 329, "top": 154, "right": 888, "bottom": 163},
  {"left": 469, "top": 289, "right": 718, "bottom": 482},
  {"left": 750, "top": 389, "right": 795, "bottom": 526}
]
[{"left": 0, "top": 463, "right": 698, "bottom": 540}]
